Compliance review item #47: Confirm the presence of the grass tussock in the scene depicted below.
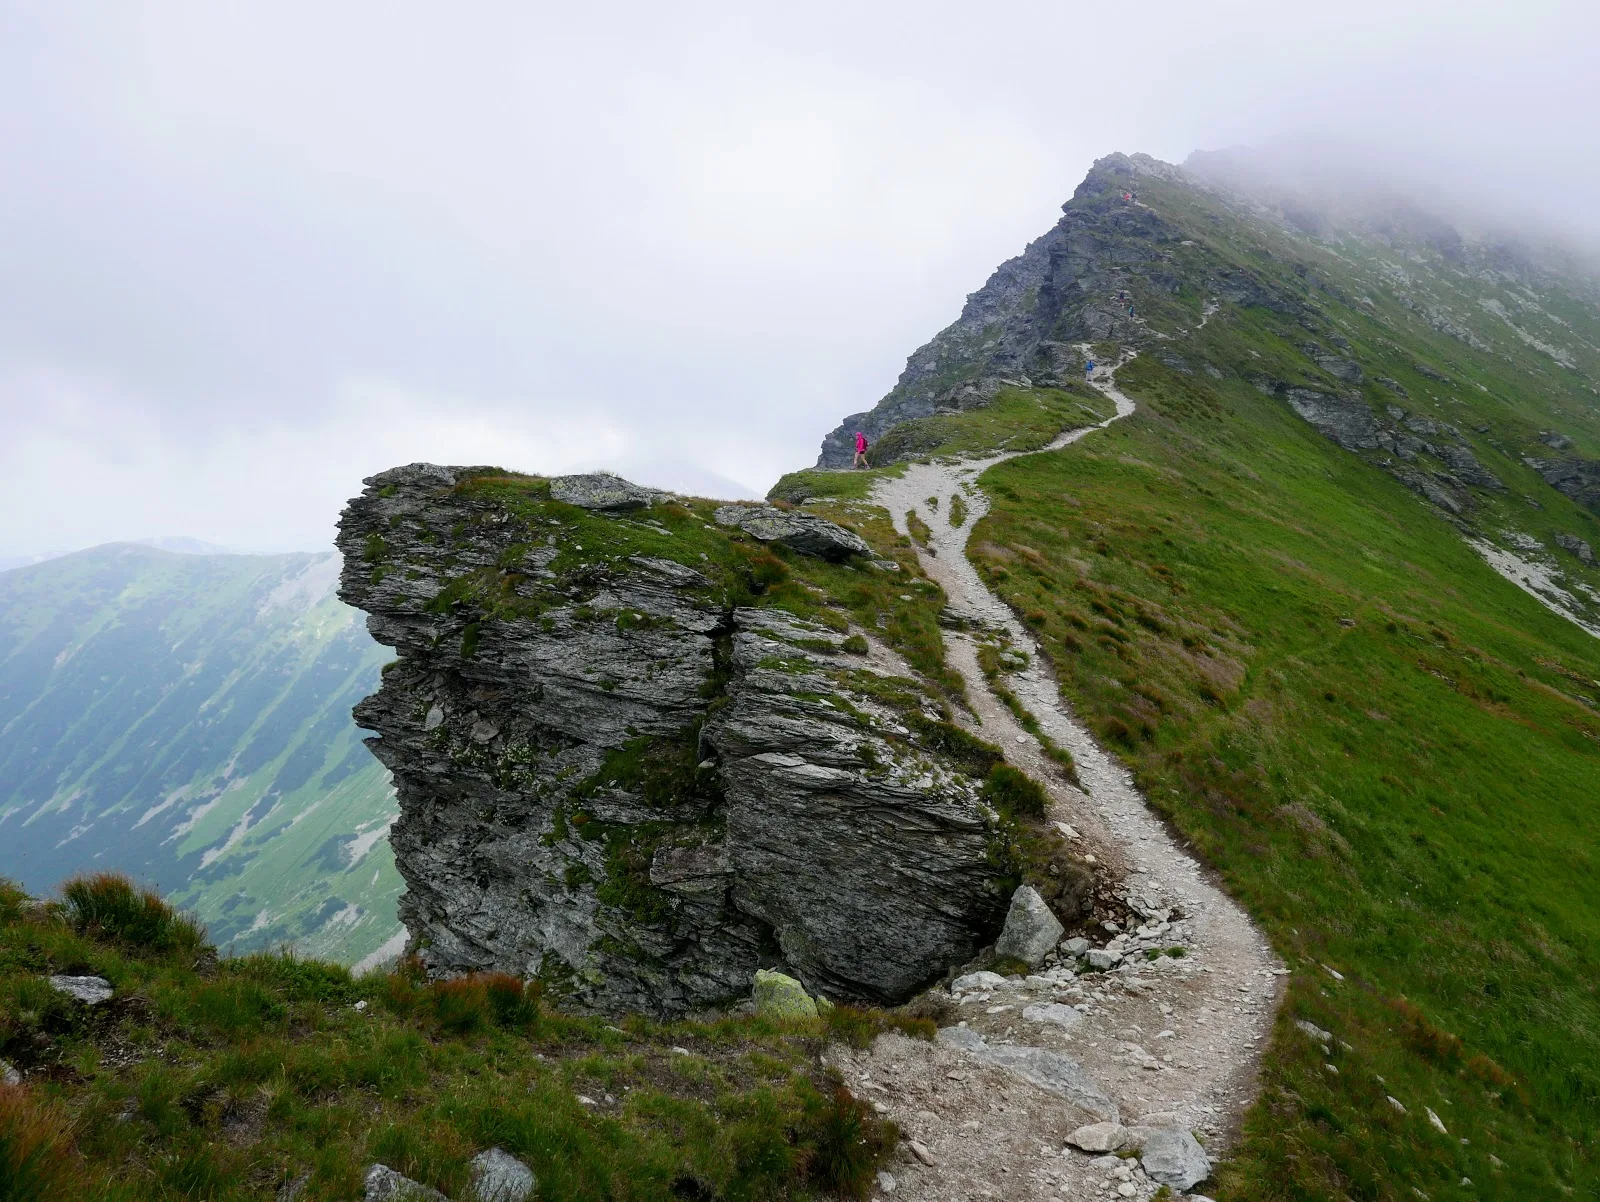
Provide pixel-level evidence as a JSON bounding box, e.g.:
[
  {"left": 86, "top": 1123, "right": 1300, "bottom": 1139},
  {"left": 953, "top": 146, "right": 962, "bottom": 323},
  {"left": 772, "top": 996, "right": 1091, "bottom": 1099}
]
[{"left": 62, "top": 872, "right": 205, "bottom": 955}]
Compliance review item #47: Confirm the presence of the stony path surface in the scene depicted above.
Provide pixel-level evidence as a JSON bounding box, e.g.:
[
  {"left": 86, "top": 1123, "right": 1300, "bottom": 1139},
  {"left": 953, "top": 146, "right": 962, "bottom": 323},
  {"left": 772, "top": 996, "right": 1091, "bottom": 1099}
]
[{"left": 833, "top": 354, "right": 1283, "bottom": 1201}]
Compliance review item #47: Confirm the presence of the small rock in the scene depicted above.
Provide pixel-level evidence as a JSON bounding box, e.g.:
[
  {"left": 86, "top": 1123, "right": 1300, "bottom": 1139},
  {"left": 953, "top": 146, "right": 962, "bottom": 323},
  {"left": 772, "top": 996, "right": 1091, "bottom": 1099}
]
[
  {"left": 1387, "top": 1096, "right": 1407, "bottom": 1114},
  {"left": 1295, "top": 1020, "right": 1332, "bottom": 1044},
  {"left": 276, "top": 1172, "right": 310, "bottom": 1202},
  {"left": 1117, "top": 1184, "right": 1136, "bottom": 1198},
  {"left": 1139, "top": 1127, "right": 1211, "bottom": 1191},
  {"left": 908, "top": 1140, "right": 937, "bottom": 1166},
  {"left": 469, "top": 1147, "right": 536, "bottom": 1202},
  {"left": 1060, "top": 937, "right": 1090, "bottom": 957},
  {"left": 364, "top": 1164, "right": 448, "bottom": 1202},
  {"left": 876, "top": 1169, "right": 898, "bottom": 1194},
  {"left": 752, "top": 968, "right": 820, "bottom": 1020},
  {"left": 1084, "top": 949, "right": 1123, "bottom": 972},
  {"left": 549, "top": 472, "right": 666, "bottom": 511},
  {"left": 353, "top": 1000, "right": 369, "bottom": 1013},
  {"left": 0, "top": 1061, "right": 19, "bottom": 1087},
  {"left": 1426, "top": 1107, "right": 1448, "bottom": 1135},
  {"left": 1065, "top": 1122, "right": 1127, "bottom": 1153},
  {"left": 48, "top": 975, "right": 114, "bottom": 1005}
]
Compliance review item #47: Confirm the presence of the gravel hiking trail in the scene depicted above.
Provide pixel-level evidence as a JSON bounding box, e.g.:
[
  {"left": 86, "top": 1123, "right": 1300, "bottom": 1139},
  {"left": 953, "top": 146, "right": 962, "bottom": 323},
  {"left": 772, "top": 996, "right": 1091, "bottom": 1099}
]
[{"left": 834, "top": 351, "right": 1283, "bottom": 1201}]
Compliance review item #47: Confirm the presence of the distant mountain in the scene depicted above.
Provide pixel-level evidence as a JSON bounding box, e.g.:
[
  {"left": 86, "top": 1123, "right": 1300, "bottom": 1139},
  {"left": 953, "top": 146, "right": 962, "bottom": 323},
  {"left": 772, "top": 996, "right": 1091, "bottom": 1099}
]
[
  {"left": 0, "top": 543, "right": 401, "bottom": 965},
  {"left": 0, "top": 536, "right": 236, "bottom": 575}
]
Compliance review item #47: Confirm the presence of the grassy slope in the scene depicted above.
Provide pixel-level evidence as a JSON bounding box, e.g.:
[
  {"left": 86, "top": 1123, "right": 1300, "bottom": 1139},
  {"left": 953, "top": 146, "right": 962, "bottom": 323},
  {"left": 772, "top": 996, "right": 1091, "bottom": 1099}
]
[
  {"left": 969, "top": 306, "right": 1600, "bottom": 1193},
  {"left": 0, "top": 547, "right": 402, "bottom": 966},
  {"left": 0, "top": 878, "right": 908, "bottom": 1201}
]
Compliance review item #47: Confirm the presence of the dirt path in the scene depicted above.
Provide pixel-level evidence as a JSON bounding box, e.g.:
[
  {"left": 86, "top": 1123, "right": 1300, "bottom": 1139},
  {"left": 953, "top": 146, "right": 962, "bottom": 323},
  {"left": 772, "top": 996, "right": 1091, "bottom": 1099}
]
[{"left": 832, "top": 352, "right": 1282, "bottom": 1201}]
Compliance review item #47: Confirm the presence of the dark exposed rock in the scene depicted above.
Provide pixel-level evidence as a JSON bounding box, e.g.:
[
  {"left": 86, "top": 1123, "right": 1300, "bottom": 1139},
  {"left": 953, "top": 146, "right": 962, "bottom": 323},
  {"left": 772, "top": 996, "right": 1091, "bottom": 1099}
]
[
  {"left": 1313, "top": 353, "right": 1364, "bottom": 384},
  {"left": 337, "top": 465, "right": 1011, "bottom": 1015},
  {"left": 713, "top": 505, "right": 872, "bottom": 561},
  {"left": 1524, "top": 456, "right": 1600, "bottom": 513},
  {"left": 1555, "top": 533, "right": 1595, "bottom": 564},
  {"left": 1284, "top": 388, "right": 1382, "bottom": 451},
  {"left": 1376, "top": 376, "right": 1410, "bottom": 397},
  {"left": 1435, "top": 443, "right": 1505, "bottom": 491},
  {"left": 1414, "top": 361, "right": 1452, "bottom": 382},
  {"left": 1540, "top": 431, "right": 1574, "bottom": 450}
]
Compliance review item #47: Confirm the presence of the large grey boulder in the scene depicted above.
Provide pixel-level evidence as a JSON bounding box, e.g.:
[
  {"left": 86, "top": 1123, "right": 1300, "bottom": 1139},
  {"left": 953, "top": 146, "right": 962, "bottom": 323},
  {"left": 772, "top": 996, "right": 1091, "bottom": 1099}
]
[
  {"left": 993, "top": 885, "right": 1064, "bottom": 966},
  {"left": 713, "top": 505, "right": 871, "bottom": 561},
  {"left": 1139, "top": 1127, "right": 1212, "bottom": 1191},
  {"left": 364, "top": 1164, "right": 448, "bottom": 1202},
  {"left": 49, "top": 975, "right": 113, "bottom": 1005},
  {"left": 469, "top": 1147, "right": 536, "bottom": 1202},
  {"left": 549, "top": 471, "right": 666, "bottom": 511}
]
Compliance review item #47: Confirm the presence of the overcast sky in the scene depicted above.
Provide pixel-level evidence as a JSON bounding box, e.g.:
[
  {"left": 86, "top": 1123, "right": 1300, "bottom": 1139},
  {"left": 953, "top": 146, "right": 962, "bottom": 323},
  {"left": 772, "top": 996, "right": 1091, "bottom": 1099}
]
[{"left": 3, "top": 1, "right": 1597, "bottom": 556}]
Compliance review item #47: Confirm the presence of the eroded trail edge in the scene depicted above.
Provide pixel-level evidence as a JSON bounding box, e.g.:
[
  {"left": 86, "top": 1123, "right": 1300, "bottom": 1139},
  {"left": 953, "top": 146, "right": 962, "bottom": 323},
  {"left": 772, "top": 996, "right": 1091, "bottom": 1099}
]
[{"left": 836, "top": 355, "right": 1283, "bottom": 1201}]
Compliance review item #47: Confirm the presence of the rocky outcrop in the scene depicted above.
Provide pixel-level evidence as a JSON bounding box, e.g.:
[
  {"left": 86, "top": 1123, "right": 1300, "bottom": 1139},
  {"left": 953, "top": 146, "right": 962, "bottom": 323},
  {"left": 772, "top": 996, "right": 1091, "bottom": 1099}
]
[
  {"left": 1251, "top": 375, "right": 1506, "bottom": 514},
  {"left": 337, "top": 465, "right": 1012, "bottom": 1016},
  {"left": 1525, "top": 454, "right": 1600, "bottom": 513}
]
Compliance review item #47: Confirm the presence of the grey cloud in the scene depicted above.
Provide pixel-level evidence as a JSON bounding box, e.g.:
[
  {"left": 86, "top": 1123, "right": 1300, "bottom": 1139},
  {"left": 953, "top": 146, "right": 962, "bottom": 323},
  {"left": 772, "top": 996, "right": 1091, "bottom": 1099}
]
[{"left": 2, "top": 0, "right": 1596, "bottom": 554}]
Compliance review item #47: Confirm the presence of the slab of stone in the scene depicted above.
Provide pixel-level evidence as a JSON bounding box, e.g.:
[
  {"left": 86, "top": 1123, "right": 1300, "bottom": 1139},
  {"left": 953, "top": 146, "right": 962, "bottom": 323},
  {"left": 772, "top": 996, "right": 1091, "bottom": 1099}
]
[
  {"left": 1022, "top": 1002, "right": 1084, "bottom": 1032},
  {"left": 549, "top": 472, "right": 666, "bottom": 511},
  {"left": 48, "top": 975, "right": 114, "bottom": 1005},
  {"left": 469, "top": 1147, "right": 536, "bottom": 1202},
  {"left": 950, "top": 970, "right": 1008, "bottom": 993}
]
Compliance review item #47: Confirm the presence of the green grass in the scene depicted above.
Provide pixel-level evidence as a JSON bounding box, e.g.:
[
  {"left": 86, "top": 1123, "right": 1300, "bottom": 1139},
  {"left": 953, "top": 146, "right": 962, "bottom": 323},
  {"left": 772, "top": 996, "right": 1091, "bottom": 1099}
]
[
  {"left": 970, "top": 351, "right": 1600, "bottom": 1197},
  {"left": 0, "top": 875, "right": 906, "bottom": 1201}
]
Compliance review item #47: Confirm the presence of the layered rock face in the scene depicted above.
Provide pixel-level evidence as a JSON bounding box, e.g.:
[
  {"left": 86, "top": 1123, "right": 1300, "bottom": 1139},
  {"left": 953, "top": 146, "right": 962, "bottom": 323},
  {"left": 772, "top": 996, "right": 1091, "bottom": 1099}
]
[{"left": 337, "top": 465, "right": 1009, "bottom": 1015}]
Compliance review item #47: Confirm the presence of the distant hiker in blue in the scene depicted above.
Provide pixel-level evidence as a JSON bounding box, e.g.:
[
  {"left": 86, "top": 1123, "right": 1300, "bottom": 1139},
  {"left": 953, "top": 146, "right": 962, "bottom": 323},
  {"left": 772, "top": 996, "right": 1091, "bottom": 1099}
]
[{"left": 1085, "top": 359, "right": 1095, "bottom": 379}]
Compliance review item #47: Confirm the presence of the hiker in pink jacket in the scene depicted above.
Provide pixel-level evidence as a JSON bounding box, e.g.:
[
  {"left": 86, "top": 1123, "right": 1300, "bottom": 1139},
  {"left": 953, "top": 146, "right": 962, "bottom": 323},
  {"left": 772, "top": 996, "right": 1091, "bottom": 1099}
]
[{"left": 853, "top": 431, "right": 870, "bottom": 468}]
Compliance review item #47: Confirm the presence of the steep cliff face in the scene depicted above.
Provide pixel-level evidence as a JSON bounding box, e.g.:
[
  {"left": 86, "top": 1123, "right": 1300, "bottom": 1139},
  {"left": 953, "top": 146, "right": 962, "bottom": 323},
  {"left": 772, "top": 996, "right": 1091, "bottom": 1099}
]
[{"left": 336, "top": 465, "right": 1012, "bottom": 1015}]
